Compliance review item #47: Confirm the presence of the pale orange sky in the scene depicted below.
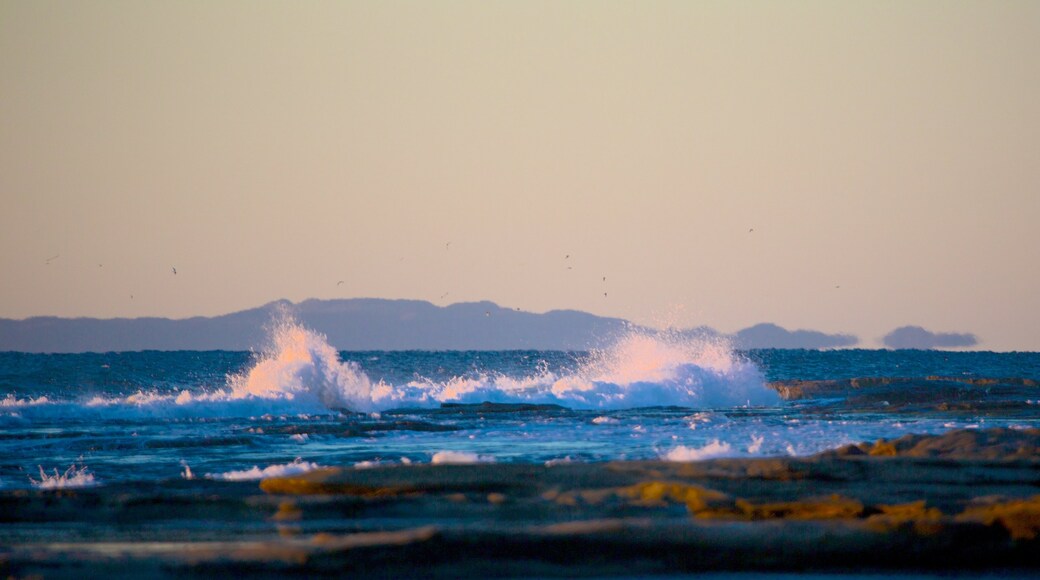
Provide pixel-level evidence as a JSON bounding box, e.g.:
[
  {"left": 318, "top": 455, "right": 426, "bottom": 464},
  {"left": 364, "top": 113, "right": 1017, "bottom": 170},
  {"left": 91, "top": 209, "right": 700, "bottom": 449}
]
[{"left": 2, "top": 1, "right": 1038, "bottom": 350}]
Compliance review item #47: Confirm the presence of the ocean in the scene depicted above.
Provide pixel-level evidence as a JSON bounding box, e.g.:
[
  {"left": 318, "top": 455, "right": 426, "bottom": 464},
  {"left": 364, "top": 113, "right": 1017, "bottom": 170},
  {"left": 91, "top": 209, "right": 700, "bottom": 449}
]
[{"left": 2, "top": 318, "right": 1038, "bottom": 490}]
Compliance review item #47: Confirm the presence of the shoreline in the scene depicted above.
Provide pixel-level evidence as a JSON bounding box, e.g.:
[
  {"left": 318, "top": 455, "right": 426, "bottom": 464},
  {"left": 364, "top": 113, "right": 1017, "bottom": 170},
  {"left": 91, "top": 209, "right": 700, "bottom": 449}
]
[{"left": 4, "top": 428, "right": 1040, "bottom": 577}]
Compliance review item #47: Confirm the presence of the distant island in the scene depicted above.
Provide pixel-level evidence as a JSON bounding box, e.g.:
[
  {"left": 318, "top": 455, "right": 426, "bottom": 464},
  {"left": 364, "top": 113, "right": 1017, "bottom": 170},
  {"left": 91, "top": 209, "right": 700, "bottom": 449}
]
[{"left": 0, "top": 298, "right": 965, "bottom": 353}]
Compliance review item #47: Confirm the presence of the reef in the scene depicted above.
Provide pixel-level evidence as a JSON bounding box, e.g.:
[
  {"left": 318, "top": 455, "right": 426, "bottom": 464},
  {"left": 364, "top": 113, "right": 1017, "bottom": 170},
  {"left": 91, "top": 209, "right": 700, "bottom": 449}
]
[{"left": 4, "top": 428, "right": 1040, "bottom": 577}]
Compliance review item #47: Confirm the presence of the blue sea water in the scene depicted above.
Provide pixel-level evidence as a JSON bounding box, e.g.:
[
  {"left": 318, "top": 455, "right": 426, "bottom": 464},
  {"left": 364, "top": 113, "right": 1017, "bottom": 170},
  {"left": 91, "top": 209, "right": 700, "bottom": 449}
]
[{"left": 1, "top": 319, "right": 1039, "bottom": 490}]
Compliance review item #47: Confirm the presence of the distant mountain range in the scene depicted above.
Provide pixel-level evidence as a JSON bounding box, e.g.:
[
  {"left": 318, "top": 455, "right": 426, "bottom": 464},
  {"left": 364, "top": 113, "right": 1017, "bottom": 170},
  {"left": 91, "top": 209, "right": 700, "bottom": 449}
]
[{"left": 0, "top": 298, "right": 906, "bottom": 353}]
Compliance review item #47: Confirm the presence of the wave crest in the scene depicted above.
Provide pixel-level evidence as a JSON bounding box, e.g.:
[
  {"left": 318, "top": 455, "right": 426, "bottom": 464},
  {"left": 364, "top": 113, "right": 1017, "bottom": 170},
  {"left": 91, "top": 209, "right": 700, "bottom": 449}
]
[{"left": 227, "top": 319, "right": 374, "bottom": 412}]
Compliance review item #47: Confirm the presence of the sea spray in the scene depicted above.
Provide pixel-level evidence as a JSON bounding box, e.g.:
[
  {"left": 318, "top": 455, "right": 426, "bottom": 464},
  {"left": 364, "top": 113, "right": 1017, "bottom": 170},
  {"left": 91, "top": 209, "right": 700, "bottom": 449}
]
[
  {"left": 227, "top": 317, "right": 375, "bottom": 413},
  {"left": 29, "top": 464, "right": 98, "bottom": 489},
  {"left": 0, "top": 314, "right": 382, "bottom": 419},
  {"left": 554, "top": 329, "right": 776, "bottom": 408},
  {"left": 370, "top": 327, "right": 775, "bottom": 409}
]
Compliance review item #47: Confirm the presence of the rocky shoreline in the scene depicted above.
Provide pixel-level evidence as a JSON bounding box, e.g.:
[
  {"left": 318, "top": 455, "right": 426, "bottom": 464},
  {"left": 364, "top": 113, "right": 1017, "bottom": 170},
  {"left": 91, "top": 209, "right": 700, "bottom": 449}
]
[{"left": 4, "top": 427, "right": 1040, "bottom": 577}]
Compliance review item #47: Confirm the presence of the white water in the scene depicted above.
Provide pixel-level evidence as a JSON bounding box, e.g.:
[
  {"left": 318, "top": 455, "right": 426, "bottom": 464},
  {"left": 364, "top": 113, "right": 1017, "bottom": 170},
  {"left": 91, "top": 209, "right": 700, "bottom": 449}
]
[
  {"left": 226, "top": 321, "right": 375, "bottom": 412},
  {"left": 369, "top": 326, "right": 774, "bottom": 409},
  {"left": 29, "top": 464, "right": 99, "bottom": 489},
  {"left": 431, "top": 450, "right": 496, "bottom": 464},
  {"left": 1, "top": 318, "right": 776, "bottom": 418},
  {"left": 208, "top": 458, "right": 324, "bottom": 481}
]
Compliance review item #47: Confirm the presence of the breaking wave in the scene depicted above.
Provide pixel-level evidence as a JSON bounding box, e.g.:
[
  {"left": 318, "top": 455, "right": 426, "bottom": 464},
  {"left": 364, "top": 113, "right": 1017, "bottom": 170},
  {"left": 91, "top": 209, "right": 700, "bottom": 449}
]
[
  {"left": 1, "top": 317, "right": 776, "bottom": 418},
  {"left": 374, "top": 328, "right": 775, "bottom": 409},
  {"left": 225, "top": 320, "right": 374, "bottom": 412}
]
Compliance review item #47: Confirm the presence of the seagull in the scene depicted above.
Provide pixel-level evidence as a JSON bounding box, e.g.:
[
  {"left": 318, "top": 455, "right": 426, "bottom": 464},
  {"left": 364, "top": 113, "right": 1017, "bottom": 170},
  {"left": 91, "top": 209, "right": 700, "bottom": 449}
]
[
  {"left": 171, "top": 267, "right": 177, "bottom": 275},
  {"left": 337, "top": 281, "right": 344, "bottom": 286},
  {"left": 485, "top": 311, "right": 490, "bottom": 317},
  {"left": 45, "top": 254, "right": 59, "bottom": 265},
  {"left": 440, "top": 292, "right": 449, "bottom": 299},
  {"left": 748, "top": 228, "right": 754, "bottom": 233},
  {"left": 604, "top": 292, "right": 608, "bottom": 298},
  {"left": 445, "top": 242, "right": 451, "bottom": 250},
  {"left": 602, "top": 276, "right": 606, "bottom": 282},
  {"left": 565, "top": 254, "right": 570, "bottom": 259}
]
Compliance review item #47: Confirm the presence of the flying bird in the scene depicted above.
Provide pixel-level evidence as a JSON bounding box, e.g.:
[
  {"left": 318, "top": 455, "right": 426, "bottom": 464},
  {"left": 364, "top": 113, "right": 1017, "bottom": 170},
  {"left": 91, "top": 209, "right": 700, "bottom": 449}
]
[
  {"left": 337, "top": 281, "right": 344, "bottom": 286},
  {"left": 45, "top": 254, "right": 59, "bottom": 265},
  {"left": 171, "top": 267, "right": 177, "bottom": 275}
]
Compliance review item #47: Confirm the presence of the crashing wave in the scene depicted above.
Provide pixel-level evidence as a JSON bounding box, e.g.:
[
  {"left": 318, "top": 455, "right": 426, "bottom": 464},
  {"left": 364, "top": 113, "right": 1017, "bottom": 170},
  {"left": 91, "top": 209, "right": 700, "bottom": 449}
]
[{"left": 1, "top": 318, "right": 776, "bottom": 418}]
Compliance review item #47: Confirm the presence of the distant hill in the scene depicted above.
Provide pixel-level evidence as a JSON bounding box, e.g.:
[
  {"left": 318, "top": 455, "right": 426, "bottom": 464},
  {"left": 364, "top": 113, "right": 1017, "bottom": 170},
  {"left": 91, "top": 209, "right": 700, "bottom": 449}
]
[
  {"left": 0, "top": 299, "right": 629, "bottom": 352},
  {"left": 734, "top": 323, "right": 859, "bottom": 350},
  {"left": 0, "top": 298, "right": 863, "bottom": 353},
  {"left": 882, "top": 326, "right": 978, "bottom": 350}
]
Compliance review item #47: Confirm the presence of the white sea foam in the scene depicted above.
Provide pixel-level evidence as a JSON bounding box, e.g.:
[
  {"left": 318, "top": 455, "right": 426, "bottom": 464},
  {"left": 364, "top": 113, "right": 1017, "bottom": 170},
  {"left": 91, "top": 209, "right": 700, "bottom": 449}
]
[
  {"left": 352, "top": 457, "right": 412, "bottom": 469},
  {"left": 1, "top": 394, "right": 50, "bottom": 407},
  {"left": 431, "top": 450, "right": 495, "bottom": 464},
  {"left": 662, "top": 440, "right": 735, "bottom": 461},
  {"left": 208, "top": 458, "right": 322, "bottom": 481},
  {"left": 29, "top": 465, "right": 99, "bottom": 489}
]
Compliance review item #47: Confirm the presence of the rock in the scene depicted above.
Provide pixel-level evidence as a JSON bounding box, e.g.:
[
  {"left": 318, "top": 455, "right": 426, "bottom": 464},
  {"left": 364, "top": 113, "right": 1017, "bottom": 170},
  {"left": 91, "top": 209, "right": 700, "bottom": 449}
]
[{"left": 825, "top": 428, "right": 1040, "bottom": 460}]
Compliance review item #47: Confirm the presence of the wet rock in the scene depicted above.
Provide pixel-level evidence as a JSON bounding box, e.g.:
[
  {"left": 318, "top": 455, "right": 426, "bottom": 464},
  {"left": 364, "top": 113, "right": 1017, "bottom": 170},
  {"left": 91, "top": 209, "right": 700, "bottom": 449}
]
[
  {"left": 826, "top": 428, "right": 1040, "bottom": 460},
  {"left": 733, "top": 494, "right": 864, "bottom": 520},
  {"left": 771, "top": 376, "right": 1039, "bottom": 402},
  {"left": 958, "top": 495, "right": 1040, "bottom": 540},
  {"left": 9, "top": 436, "right": 1040, "bottom": 577}
]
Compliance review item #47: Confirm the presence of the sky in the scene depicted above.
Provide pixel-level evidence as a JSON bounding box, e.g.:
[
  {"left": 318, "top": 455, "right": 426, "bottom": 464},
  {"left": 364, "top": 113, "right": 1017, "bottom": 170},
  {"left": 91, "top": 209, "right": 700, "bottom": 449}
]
[{"left": 1, "top": 1, "right": 1038, "bottom": 350}]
